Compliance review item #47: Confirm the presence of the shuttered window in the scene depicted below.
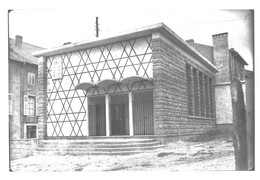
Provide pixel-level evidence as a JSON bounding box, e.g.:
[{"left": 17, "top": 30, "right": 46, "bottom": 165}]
[{"left": 9, "top": 93, "right": 13, "bottom": 115}]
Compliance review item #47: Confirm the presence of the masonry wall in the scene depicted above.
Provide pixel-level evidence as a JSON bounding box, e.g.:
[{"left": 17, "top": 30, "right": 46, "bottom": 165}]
[
  {"left": 152, "top": 33, "right": 216, "bottom": 136},
  {"left": 9, "top": 60, "right": 39, "bottom": 160},
  {"left": 215, "top": 84, "right": 233, "bottom": 124},
  {"left": 212, "top": 33, "right": 230, "bottom": 84},
  {"left": 10, "top": 139, "right": 38, "bottom": 160}
]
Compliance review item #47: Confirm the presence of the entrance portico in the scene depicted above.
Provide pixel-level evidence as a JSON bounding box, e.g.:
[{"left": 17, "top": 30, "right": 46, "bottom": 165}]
[{"left": 75, "top": 77, "right": 154, "bottom": 137}]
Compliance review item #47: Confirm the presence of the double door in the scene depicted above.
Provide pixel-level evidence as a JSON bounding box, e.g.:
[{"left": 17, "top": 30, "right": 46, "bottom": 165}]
[
  {"left": 133, "top": 100, "right": 153, "bottom": 135},
  {"left": 89, "top": 104, "right": 106, "bottom": 136}
]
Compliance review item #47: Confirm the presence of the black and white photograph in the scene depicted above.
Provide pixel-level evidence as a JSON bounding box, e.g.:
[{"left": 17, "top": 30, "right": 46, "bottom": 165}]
[{"left": 4, "top": 0, "right": 256, "bottom": 174}]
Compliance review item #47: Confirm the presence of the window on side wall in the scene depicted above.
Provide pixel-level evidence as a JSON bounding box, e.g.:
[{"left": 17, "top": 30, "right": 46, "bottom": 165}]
[{"left": 28, "top": 72, "right": 35, "bottom": 85}]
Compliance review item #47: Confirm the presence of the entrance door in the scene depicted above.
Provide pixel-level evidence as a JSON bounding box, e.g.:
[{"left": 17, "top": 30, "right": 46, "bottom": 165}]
[
  {"left": 89, "top": 104, "right": 106, "bottom": 136},
  {"left": 111, "top": 104, "right": 125, "bottom": 135},
  {"left": 133, "top": 100, "right": 153, "bottom": 135}
]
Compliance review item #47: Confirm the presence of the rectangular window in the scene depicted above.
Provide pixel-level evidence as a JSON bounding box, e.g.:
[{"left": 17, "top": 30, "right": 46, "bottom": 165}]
[
  {"left": 9, "top": 93, "right": 13, "bottom": 115},
  {"left": 193, "top": 69, "right": 199, "bottom": 116},
  {"left": 28, "top": 97, "right": 35, "bottom": 115},
  {"left": 186, "top": 64, "right": 192, "bottom": 115},
  {"left": 28, "top": 72, "right": 35, "bottom": 85},
  {"left": 26, "top": 125, "right": 37, "bottom": 138}
]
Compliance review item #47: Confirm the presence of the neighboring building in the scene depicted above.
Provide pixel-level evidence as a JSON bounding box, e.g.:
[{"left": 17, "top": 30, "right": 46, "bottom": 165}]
[
  {"left": 9, "top": 35, "right": 44, "bottom": 159},
  {"left": 187, "top": 33, "right": 248, "bottom": 132}
]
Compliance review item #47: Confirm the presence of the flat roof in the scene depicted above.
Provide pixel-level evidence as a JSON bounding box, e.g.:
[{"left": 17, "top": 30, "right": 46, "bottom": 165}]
[{"left": 33, "top": 23, "right": 218, "bottom": 72}]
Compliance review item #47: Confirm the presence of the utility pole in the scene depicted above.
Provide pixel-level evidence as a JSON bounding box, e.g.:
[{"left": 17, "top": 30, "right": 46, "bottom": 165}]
[{"left": 95, "top": 17, "right": 99, "bottom": 38}]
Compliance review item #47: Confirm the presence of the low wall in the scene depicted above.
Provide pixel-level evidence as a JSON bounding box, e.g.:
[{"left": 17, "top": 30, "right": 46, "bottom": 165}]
[{"left": 10, "top": 139, "right": 39, "bottom": 160}]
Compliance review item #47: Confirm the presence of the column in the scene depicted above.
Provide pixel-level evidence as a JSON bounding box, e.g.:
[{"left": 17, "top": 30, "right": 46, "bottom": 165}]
[
  {"left": 105, "top": 94, "right": 110, "bottom": 136},
  {"left": 85, "top": 96, "right": 89, "bottom": 136},
  {"left": 129, "top": 92, "right": 134, "bottom": 136}
]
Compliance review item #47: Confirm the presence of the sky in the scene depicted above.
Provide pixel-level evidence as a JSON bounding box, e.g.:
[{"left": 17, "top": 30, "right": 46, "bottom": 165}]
[{"left": 8, "top": 6, "right": 254, "bottom": 71}]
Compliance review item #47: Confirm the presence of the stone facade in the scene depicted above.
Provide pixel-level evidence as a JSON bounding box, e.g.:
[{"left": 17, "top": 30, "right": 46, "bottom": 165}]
[
  {"left": 152, "top": 32, "right": 216, "bottom": 136},
  {"left": 37, "top": 57, "right": 48, "bottom": 139}
]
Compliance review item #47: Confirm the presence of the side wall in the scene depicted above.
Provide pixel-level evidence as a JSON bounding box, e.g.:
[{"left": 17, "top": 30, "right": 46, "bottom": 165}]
[
  {"left": 152, "top": 33, "right": 216, "bottom": 136},
  {"left": 9, "top": 61, "right": 22, "bottom": 140},
  {"left": 9, "top": 60, "right": 39, "bottom": 140}
]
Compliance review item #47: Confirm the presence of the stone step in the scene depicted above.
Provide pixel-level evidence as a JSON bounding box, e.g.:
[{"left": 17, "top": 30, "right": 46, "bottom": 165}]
[
  {"left": 41, "top": 138, "right": 156, "bottom": 145},
  {"left": 39, "top": 141, "right": 160, "bottom": 148},
  {"left": 36, "top": 144, "right": 164, "bottom": 152},
  {"left": 34, "top": 138, "right": 164, "bottom": 156},
  {"left": 34, "top": 145, "right": 165, "bottom": 156}
]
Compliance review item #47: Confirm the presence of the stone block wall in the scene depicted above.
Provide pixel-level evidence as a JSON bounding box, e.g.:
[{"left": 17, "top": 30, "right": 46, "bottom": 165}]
[
  {"left": 152, "top": 33, "right": 216, "bottom": 136},
  {"left": 10, "top": 139, "right": 38, "bottom": 160},
  {"left": 212, "top": 33, "right": 230, "bottom": 84},
  {"left": 37, "top": 57, "right": 48, "bottom": 139}
]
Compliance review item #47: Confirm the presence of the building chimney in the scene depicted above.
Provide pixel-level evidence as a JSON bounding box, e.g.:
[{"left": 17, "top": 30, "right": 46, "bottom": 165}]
[
  {"left": 15, "top": 35, "right": 23, "bottom": 47},
  {"left": 212, "top": 32, "right": 230, "bottom": 83}
]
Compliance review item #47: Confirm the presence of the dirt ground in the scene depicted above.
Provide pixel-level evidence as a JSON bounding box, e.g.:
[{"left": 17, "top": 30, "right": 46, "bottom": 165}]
[{"left": 10, "top": 137, "right": 235, "bottom": 171}]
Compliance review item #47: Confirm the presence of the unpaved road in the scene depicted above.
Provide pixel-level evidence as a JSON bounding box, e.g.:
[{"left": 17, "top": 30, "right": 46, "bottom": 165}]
[{"left": 10, "top": 137, "right": 235, "bottom": 171}]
